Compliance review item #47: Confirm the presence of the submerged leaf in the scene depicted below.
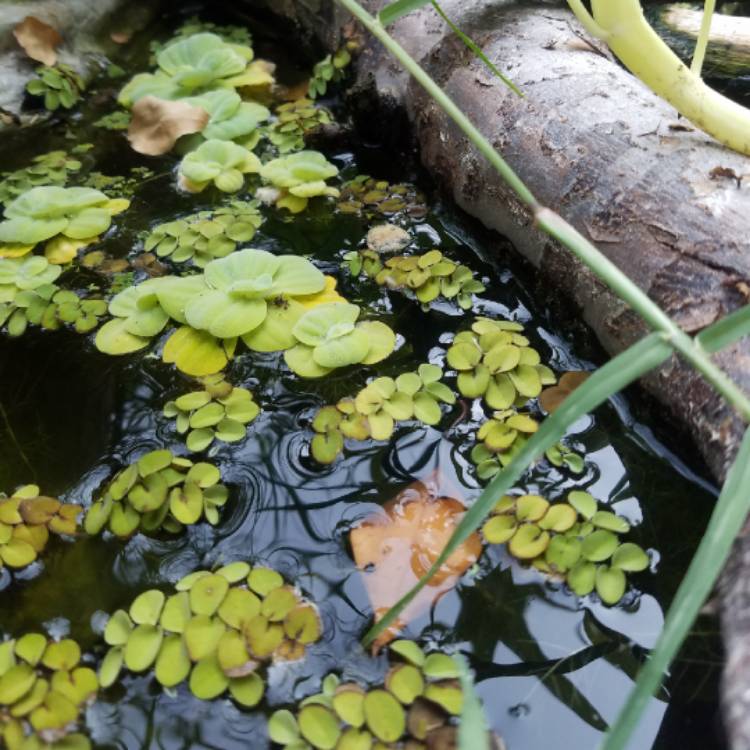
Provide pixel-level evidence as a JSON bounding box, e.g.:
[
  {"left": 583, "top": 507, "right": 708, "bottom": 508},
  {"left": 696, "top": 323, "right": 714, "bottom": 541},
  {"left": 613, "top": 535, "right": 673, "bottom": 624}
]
[{"left": 350, "top": 473, "right": 481, "bottom": 650}]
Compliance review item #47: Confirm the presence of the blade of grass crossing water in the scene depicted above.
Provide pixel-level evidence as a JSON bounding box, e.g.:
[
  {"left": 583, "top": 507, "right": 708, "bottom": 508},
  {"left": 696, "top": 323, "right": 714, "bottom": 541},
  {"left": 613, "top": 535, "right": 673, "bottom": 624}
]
[
  {"left": 457, "top": 654, "right": 490, "bottom": 750},
  {"left": 363, "top": 333, "right": 673, "bottom": 646},
  {"left": 602, "top": 426, "right": 750, "bottom": 750}
]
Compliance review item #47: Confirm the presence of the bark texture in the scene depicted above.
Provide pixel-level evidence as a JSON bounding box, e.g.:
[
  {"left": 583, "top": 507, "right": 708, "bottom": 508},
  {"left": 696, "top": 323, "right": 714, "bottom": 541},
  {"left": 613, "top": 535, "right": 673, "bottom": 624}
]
[{"left": 271, "top": 1, "right": 750, "bottom": 745}]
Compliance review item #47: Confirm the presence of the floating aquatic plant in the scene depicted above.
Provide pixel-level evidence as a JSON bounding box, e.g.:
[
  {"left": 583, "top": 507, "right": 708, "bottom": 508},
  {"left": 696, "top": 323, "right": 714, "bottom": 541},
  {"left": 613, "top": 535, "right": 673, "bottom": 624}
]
[
  {"left": 178, "top": 139, "right": 262, "bottom": 194},
  {"left": 336, "top": 175, "right": 427, "bottom": 219},
  {"left": 164, "top": 375, "right": 260, "bottom": 452},
  {"left": 0, "top": 485, "right": 83, "bottom": 573},
  {"left": 143, "top": 200, "right": 263, "bottom": 267},
  {"left": 481, "top": 491, "right": 650, "bottom": 605},
  {"left": 447, "top": 317, "right": 556, "bottom": 409},
  {"left": 1, "top": 285, "right": 107, "bottom": 338},
  {"left": 0, "top": 633, "right": 97, "bottom": 750},
  {"left": 25, "top": 64, "right": 85, "bottom": 111},
  {"left": 259, "top": 151, "right": 340, "bottom": 213},
  {"left": 268, "top": 641, "right": 471, "bottom": 748},
  {"left": 181, "top": 89, "right": 270, "bottom": 149},
  {"left": 265, "top": 100, "right": 334, "bottom": 154},
  {"left": 308, "top": 48, "right": 352, "bottom": 99},
  {"left": 0, "top": 152, "right": 83, "bottom": 205},
  {"left": 0, "top": 186, "right": 128, "bottom": 260},
  {"left": 345, "top": 248, "right": 486, "bottom": 310},
  {"left": 94, "top": 278, "right": 172, "bottom": 356},
  {"left": 82, "top": 166, "right": 154, "bottom": 199},
  {"left": 174, "top": 248, "right": 325, "bottom": 339},
  {"left": 284, "top": 302, "right": 395, "bottom": 378},
  {"left": 99, "top": 563, "right": 322, "bottom": 706},
  {"left": 119, "top": 32, "right": 255, "bottom": 106},
  {"left": 83, "top": 450, "right": 229, "bottom": 537},
  {"left": 93, "top": 110, "right": 131, "bottom": 131},
  {"left": 311, "top": 364, "right": 455, "bottom": 463},
  {"left": 149, "top": 18, "right": 253, "bottom": 60}
]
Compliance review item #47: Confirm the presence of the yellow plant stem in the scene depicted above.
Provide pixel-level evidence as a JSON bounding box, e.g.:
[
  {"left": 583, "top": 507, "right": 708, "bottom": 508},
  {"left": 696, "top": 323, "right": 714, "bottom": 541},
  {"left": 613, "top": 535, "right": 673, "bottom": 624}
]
[{"left": 568, "top": 0, "right": 750, "bottom": 155}]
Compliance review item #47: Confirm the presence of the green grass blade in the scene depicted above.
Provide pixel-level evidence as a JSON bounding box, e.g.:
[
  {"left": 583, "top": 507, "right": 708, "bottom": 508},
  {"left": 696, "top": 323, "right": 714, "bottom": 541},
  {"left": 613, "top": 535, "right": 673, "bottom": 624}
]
[
  {"left": 691, "top": 0, "right": 717, "bottom": 75},
  {"left": 379, "top": 0, "right": 431, "bottom": 25},
  {"left": 458, "top": 655, "right": 490, "bottom": 750},
  {"left": 430, "top": 1, "right": 522, "bottom": 96},
  {"left": 697, "top": 303, "right": 750, "bottom": 353},
  {"left": 362, "top": 333, "right": 673, "bottom": 647},
  {"left": 602, "top": 425, "right": 750, "bottom": 750}
]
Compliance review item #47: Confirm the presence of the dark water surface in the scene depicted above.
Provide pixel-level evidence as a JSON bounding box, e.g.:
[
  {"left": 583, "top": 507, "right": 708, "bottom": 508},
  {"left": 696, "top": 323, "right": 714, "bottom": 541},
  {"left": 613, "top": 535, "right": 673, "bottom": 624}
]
[{"left": 0, "top": 6, "right": 726, "bottom": 750}]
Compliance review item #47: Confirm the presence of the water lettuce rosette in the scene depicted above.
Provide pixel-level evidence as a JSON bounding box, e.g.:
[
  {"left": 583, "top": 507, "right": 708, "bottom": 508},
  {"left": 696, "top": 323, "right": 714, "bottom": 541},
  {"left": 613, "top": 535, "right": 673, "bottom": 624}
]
[
  {"left": 0, "top": 186, "right": 128, "bottom": 260},
  {"left": 119, "top": 32, "right": 255, "bottom": 106},
  {"left": 284, "top": 302, "right": 396, "bottom": 377},
  {"left": 259, "top": 151, "right": 340, "bottom": 213},
  {"left": 178, "top": 248, "right": 325, "bottom": 340},
  {"left": 178, "top": 139, "right": 262, "bottom": 193}
]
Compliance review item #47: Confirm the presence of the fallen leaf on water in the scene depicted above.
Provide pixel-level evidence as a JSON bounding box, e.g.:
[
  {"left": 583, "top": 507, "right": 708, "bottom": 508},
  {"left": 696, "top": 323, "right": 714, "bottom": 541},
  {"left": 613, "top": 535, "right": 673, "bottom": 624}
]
[
  {"left": 350, "top": 472, "right": 482, "bottom": 651},
  {"left": 539, "top": 371, "right": 590, "bottom": 414},
  {"left": 110, "top": 31, "right": 132, "bottom": 44},
  {"left": 13, "top": 16, "right": 63, "bottom": 66},
  {"left": 127, "top": 96, "right": 209, "bottom": 156}
]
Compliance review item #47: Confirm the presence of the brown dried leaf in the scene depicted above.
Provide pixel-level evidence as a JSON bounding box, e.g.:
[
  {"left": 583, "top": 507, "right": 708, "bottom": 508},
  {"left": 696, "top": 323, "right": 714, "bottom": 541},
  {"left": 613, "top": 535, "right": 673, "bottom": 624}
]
[
  {"left": 539, "top": 371, "right": 590, "bottom": 414},
  {"left": 14, "top": 16, "right": 63, "bottom": 66},
  {"left": 350, "top": 472, "right": 482, "bottom": 651},
  {"left": 127, "top": 95, "right": 209, "bottom": 156}
]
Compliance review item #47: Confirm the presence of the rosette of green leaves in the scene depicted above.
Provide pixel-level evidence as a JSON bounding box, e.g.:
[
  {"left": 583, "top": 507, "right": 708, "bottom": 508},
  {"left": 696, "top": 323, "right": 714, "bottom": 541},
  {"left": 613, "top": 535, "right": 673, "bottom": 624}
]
[
  {"left": 268, "top": 641, "right": 469, "bottom": 748},
  {"left": 83, "top": 449, "right": 229, "bottom": 537},
  {"left": 364, "top": 249, "right": 485, "bottom": 309},
  {"left": 149, "top": 18, "right": 252, "bottom": 60},
  {"left": 265, "top": 99, "right": 333, "bottom": 154},
  {"left": 94, "top": 110, "right": 131, "bottom": 131},
  {"left": 1, "top": 286, "right": 107, "bottom": 337},
  {"left": 337, "top": 175, "right": 427, "bottom": 219},
  {"left": 0, "top": 634, "right": 97, "bottom": 750},
  {"left": 447, "top": 318, "right": 556, "bottom": 409},
  {"left": 0, "top": 151, "right": 83, "bottom": 205},
  {"left": 481, "top": 491, "right": 650, "bottom": 605},
  {"left": 164, "top": 380, "right": 260, "bottom": 452},
  {"left": 285, "top": 302, "right": 395, "bottom": 378},
  {"left": 470, "top": 410, "right": 583, "bottom": 480},
  {"left": 26, "top": 64, "right": 85, "bottom": 111},
  {"left": 174, "top": 248, "right": 325, "bottom": 341},
  {"left": 0, "top": 256, "right": 61, "bottom": 302},
  {"left": 310, "top": 364, "right": 454, "bottom": 463},
  {"left": 178, "top": 139, "right": 262, "bottom": 193},
  {"left": 143, "top": 200, "right": 263, "bottom": 267},
  {"left": 119, "top": 32, "right": 255, "bottom": 106},
  {"left": 0, "top": 186, "right": 120, "bottom": 250},
  {"left": 94, "top": 277, "right": 172, "bottom": 356},
  {"left": 0, "top": 484, "right": 83, "bottom": 573},
  {"left": 98, "top": 564, "right": 322, "bottom": 707},
  {"left": 259, "top": 150, "right": 340, "bottom": 213},
  {"left": 342, "top": 248, "right": 382, "bottom": 278},
  {"left": 308, "top": 48, "right": 351, "bottom": 98},
  {"left": 180, "top": 90, "right": 270, "bottom": 150},
  {"left": 260, "top": 151, "right": 339, "bottom": 214}
]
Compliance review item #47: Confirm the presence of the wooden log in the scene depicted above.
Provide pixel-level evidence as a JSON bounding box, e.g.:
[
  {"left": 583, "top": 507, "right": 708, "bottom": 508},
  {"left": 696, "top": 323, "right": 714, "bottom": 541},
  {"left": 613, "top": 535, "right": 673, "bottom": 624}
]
[{"left": 649, "top": 4, "right": 750, "bottom": 77}]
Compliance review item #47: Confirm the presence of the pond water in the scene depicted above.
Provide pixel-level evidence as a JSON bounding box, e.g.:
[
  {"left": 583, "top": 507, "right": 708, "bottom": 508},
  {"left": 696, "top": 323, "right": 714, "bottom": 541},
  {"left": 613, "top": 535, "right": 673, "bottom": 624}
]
[{"left": 0, "top": 5, "right": 726, "bottom": 750}]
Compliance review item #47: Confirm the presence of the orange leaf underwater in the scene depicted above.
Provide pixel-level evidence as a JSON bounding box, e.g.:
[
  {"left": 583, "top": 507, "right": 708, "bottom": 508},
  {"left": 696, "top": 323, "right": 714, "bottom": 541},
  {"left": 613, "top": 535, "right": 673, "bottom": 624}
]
[
  {"left": 539, "top": 371, "right": 590, "bottom": 414},
  {"left": 127, "top": 96, "right": 209, "bottom": 156},
  {"left": 350, "top": 473, "right": 482, "bottom": 651},
  {"left": 13, "top": 16, "right": 63, "bottom": 67}
]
